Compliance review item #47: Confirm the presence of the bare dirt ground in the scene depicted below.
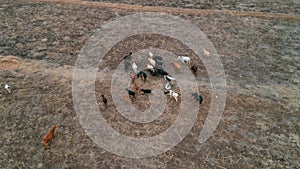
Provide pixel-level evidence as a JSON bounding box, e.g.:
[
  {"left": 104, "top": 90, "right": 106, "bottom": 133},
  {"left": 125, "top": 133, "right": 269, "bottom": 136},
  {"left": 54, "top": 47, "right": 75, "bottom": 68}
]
[
  {"left": 0, "top": 0, "right": 299, "bottom": 168},
  {"left": 90, "top": 0, "right": 300, "bottom": 14}
]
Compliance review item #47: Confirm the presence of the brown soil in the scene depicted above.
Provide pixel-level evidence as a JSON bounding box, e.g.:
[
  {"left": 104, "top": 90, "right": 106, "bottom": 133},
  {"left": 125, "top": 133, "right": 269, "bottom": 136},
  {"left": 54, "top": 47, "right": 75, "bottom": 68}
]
[
  {"left": 34, "top": 0, "right": 300, "bottom": 19},
  {"left": 0, "top": 56, "right": 22, "bottom": 71}
]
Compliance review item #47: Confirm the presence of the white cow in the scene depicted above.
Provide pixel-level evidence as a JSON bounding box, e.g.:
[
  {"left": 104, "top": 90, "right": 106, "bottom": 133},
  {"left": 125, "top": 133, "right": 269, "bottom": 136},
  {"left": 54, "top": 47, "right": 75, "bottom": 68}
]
[
  {"left": 165, "top": 82, "right": 171, "bottom": 90},
  {"left": 169, "top": 90, "right": 179, "bottom": 102},
  {"left": 148, "top": 57, "right": 156, "bottom": 67},
  {"left": 132, "top": 62, "right": 138, "bottom": 74},
  {"left": 177, "top": 56, "right": 191, "bottom": 65},
  {"left": 4, "top": 84, "right": 10, "bottom": 94},
  {"left": 149, "top": 51, "right": 154, "bottom": 58},
  {"left": 145, "top": 64, "right": 154, "bottom": 71},
  {"left": 164, "top": 75, "right": 175, "bottom": 82}
]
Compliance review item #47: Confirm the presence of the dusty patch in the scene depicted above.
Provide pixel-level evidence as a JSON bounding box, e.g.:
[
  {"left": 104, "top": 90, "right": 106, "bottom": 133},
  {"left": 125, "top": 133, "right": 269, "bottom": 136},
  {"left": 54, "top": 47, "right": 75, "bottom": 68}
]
[{"left": 0, "top": 55, "right": 22, "bottom": 71}]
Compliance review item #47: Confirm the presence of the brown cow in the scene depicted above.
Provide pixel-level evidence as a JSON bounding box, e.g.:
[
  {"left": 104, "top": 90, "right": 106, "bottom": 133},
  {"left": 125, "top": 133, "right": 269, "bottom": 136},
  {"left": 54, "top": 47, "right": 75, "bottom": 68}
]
[
  {"left": 42, "top": 125, "right": 56, "bottom": 149},
  {"left": 172, "top": 61, "right": 181, "bottom": 70}
]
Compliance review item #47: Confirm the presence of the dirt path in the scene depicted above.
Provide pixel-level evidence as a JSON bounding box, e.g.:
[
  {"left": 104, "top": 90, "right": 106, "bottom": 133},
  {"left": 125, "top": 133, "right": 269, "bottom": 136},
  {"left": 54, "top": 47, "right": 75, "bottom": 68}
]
[{"left": 31, "top": 0, "right": 300, "bottom": 20}]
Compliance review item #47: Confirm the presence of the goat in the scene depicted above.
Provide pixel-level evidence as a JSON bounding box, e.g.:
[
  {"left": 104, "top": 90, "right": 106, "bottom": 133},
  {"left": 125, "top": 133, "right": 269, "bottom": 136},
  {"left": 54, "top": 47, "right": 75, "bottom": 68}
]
[
  {"left": 164, "top": 75, "right": 175, "bottom": 82},
  {"left": 135, "top": 83, "right": 140, "bottom": 92},
  {"left": 172, "top": 61, "right": 181, "bottom": 71},
  {"left": 153, "top": 55, "right": 163, "bottom": 62},
  {"left": 149, "top": 51, "right": 154, "bottom": 58},
  {"left": 137, "top": 71, "right": 147, "bottom": 82},
  {"left": 42, "top": 125, "right": 56, "bottom": 149},
  {"left": 154, "top": 55, "right": 163, "bottom": 69},
  {"left": 165, "top": 82, "right": 171, "bottom": 90},
  {"left": 191, "top": 64, "right": 197, "bottom": 75},
  {"left": 123, "top": 52, "right": 132, "bottom": 60},
  {"left": 156, "top": 68, "right": 168, "bottom": 76},
  {"left": 177, "top": 56, "right": 191, "bottom": 65},
  {"left": 203, "top": 49, "right": 210, "bottom": 56},
  {"left": 141, "top": 89, "right": 151, "bottom": 94},
  {"left": 4, "top": 84, "right": 10, "bottom": 94},
  {"left": 169, "top": 90, "right": 179, "bottom": 102},
  {"left": 192, "top": 93, "right": 203, "bottom": 104},
  {"left": 145, "top": 64, "right": 154, "bottom": 71},
  {"left": 126, "top": 88, "right": 136, "bottom": 97},
  {"left": 148, "top": 57, "right": 156, "bottom": 67},
  {"left": 163, "top": 90, "right": 169, "bottom": 95},
  {"left": 124, "top": 60, "right": 130, "bottom": 71},
  {"left": 101, "top": 94, "right": 107, "bottom": 106},
  {"left": 132, "top": 62, "right": 138, "bottom": 74},
  {"left": 148, "top": 69, "right": 159, "bottom": 76},
  {"left": 145, "top": 64, "right": 159, "bottom": 76}
]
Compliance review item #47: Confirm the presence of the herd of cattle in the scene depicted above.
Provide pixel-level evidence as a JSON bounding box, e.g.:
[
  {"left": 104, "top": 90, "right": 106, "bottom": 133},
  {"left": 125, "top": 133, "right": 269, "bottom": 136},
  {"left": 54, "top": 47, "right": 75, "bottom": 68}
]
[{"left": 101, "top": 51, "right": 203, "bottom": 106}]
